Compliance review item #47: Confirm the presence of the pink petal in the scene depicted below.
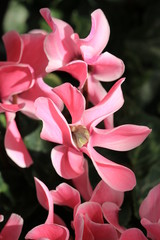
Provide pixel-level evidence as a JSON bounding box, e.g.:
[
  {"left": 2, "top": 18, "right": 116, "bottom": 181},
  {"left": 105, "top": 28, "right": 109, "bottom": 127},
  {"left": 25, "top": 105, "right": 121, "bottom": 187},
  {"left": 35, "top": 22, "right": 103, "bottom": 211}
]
[
  {"left": 0, "top": 213, "right": 23, "bottom": 240},
  {"left": 90, "top": 180, "right": 124, "bottom": 207},
  {"left": 34, "top": 178, "right": 53, "bottom": 224},
  {"left": 53, "top": 83, "right": 85, "bottom": 123},
  {"left": 87, "top": 75, "right": 114, "bottom": 128},
  {"left": 0, "top": 215, "right": 4, "bottom": 222},
  {"left": 60, "top": 60, "right": 87, "bottom": 88},
  {"left": 139, "top": 183, "right": 160, "bottom": 222},
  {"left": 140, "top": 218, "right": 160, "bottom": 240},
  {"left": 0, "top": 64, "right": 34, "bottom": 100},
  {"left": 72, "top": 160, "right": 93, "bottom": 201},
  {"left": 102, "top": 202, "right": 125, "bottom": 233},
  {"left": 87, "top": 146, "right": 136, "bottom": 191},
  {"left": 119, "top": 228, "right": 147, "bottom": 240},
  {"left": 85, "top": 217, "right": 119, "bottom": 240},
  {"left": 51, "top": 145, "right": 84, "bottom": 179},
  {"left": 20, "top": 32, "right": 48, "bottom": 77},
  {"left": 34, "top": 97, "right": 72, "bottom": 145},
  {"left": 18, "top": 77, "right": 63, "bottom": 119},
  {"left": 91, "top": 124, "right": 151, "bottom": 151},
  {"left": 0, "top": 103, "right": 24, "bottom": 113},
  {"left": 78, "top": 9, "right": 110, "bottom": 62},
  {"left": 82, "top": 78, "right": 124, "bottom": 129},
  {"left": 75, "top": 202, "right": 104, "bottom": 224},
  {"left": 51, "top": 182, "right": 81, "bottom": 209},
  {"left": 91, "top": 52, "right": 125, "bottom": 82},
  {"left": 25, "top": 223, "right": 69, "bottom": 240},
  {"left": 40, "top": 8, "right": 76, "bottom": 72},
  {"left": 5, "top": 112, "right": 33, "bottom": 167},
  {"left": 2, "top": 31, "right": 23, "bottom": 62}
]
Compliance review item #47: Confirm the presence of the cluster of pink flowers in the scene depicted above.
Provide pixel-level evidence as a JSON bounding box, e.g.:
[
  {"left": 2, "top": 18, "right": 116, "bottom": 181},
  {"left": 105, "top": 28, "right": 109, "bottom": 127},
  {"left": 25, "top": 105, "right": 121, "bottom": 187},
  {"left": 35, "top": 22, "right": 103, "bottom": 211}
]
[{"left": 0, "top": 6, "right": 157, "bottom": 240}]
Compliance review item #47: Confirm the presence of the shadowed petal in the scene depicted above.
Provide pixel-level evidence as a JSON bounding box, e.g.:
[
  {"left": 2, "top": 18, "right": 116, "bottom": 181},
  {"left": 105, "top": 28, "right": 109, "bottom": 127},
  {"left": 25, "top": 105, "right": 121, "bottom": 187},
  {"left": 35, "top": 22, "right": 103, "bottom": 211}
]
[
  {"left": 0, "top": 64, "right": 34, "bottom": 100},
  {"left": 72, "top": 160, "right": 93, "bottom": 201},
  {"left": 18, "top": 77, "right": 63, "bottom": 119},
  {"left": 0, "top": 103, "right": 24, "bottom": 113},
  {"left": 102, "top": 202, "right": 125, "bottom": 233},
  {"left": 0, "top": 214, "right": 23, "bottom": 240},
  {"left": 119, "top": 228, "right": 147, "bottom": 240},
  {"left": 60, "top": 60, "right": 88, "bottom": 88},
  {"left": 90, "top": 180, "right": 124, "bottom": 207},
  {"left": 5, "top": 112, "right": 33, "bottom": 168},
  {"left": 34, "top": 178, "right": 53, "bottom": 224},
  {"left": 91, "top": 52, "right": 125, "bottom": 81},
  {"left": 87, "top": 146, "right": 136, "bottom": 191},
  {"left": 2, "top": 31, "right": 23, "bottom": 62},
  {"left": 25, "top": 224, "right": 69, "bottom": 240},
  {"left": 35, "top": 97, "right": 72, "bottom": 145},
  {"left": 139, "top": 183, "right": 160, "bottom": 222},
  {"left": 53, "top": 83, "right": 85, "bottom": 123},
  {"left": 51, "top": 183, "right": 81, "bottom": 209},
  {"left": 51, "top": 145, "right": 84, "bottom": 179}
]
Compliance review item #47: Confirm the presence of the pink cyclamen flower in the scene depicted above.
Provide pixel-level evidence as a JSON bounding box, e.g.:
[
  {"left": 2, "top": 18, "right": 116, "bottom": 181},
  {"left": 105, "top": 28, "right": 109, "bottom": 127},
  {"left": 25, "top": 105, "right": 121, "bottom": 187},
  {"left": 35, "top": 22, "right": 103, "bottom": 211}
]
[
  {"left": 0, "top": 31, "right": 63, "bottom": 168},
  {"left": 0, "top": 213, "right": 23, "bottom": 240},
  {"left": 35, "top": 79, "right": 151, "bottom": 191},
  {"left": 40, "top": 8, "right": 125, "bottom": 128},
  {"left": 139, "top": 183, "right": 160, "bottom": 240},
  {"left": 25, "top": 177, "right": 69, "bottom": 240}
]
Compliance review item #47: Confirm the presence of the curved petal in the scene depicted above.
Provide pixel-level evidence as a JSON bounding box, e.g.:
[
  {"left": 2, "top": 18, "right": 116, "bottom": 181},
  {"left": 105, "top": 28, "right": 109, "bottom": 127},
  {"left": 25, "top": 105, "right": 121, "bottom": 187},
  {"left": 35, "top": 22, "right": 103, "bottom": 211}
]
[
  {"left": 91, "top": 52, "right": 125, "bottom": 81},
  {"left": 51, "top": 182, "right": 81, "bottom": 209},
  {"left": 87, "top": 75, "right": 114, "bottom": 128},
  {"left": 139, "top": 183, "right": 160, "bottom": 222},
  {"left": 91, "top": 124, "right": 151, "bottom": 151},
  {"left": 87, "top": 146, "right": 136, "bottom": 192},
  {"left": 53, "top": 83, "right": 85, "bottom": 123},
  {"left": 119, "top": 228, "right": 147, "bottom": 240},
  {"left": 34, "top": 97, "right": 72, "bottom": 145},
  {"left": 140, "top": 218, "right": 160, "bottom": 240},
  {"left": 72, "top": 160, "right": 93, "bottom": 201},
  {"left": 85, "top": 217, "right": 119, "bottom": 240},
  {"left": 25, "top": 223, "right": 69, "bottom": 240},
  {"left": 75, "top": 202, "right": 104, "bottom": 224},
  {"left": 79, "top": 9, "right": 110, "bottom": 62},
  {"left": 5, "top": 112, "right": 33, "bottom": 168},
  {"left": 40, "top": 8, "right": 76, "bottom": 72},
  {"left": 51, "top": 145, "right": 84, "bottom": 179},
  {"left": 90, "top": 180, "right": 124, "bottom": 207},
  {"left": 21, "top": 32, "right": 48, "bottom": 77},
  {"left": 18, "top": 77, "right": 63, "bottom": 119},
  {"left": 82, "top": 78, "right": 124, "bottom": 129},
  {"left": 2, "top": 31, "right": 23, "bottom": 62},
  {"left": 0, "top": 103, "right": 24, "bottom": 113},
  {"left": 34, "top": 178, "right": 53, "bottom": 224},
  {"left": 0, "top": 64, "right": 34, "bottom": 100},
  {"left": 102, "top": 202, "right": 125, "bottom": 233},
  {"left": 60, "top": 60, "right": 88, "bottom": 88},
  {"left": 0, "top": 214, "right": 23, "bottom": 240}
]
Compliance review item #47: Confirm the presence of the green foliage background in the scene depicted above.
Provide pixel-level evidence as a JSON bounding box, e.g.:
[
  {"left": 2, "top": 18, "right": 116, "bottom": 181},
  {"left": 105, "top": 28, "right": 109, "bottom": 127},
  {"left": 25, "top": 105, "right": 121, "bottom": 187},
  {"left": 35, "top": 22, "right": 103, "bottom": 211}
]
[{"left": 0, "top": 0, "right": 160, "bottom": 238}]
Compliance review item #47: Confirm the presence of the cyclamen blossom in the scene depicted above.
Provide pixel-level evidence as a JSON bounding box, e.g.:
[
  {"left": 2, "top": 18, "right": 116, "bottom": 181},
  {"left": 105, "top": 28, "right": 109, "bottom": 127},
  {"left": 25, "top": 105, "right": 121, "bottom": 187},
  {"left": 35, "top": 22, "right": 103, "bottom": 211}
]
[
  {"left": 25, "top": 178, "right": 69, "bottom": 240},
  {"left": 40, "top": 8, "right": 125, "bottom": 128},
  {"left": 35, "top": 79, "right": 151, "bottom": 191},
  {"left": 0, "top": 30, "right": 63, "bottom": 168}
]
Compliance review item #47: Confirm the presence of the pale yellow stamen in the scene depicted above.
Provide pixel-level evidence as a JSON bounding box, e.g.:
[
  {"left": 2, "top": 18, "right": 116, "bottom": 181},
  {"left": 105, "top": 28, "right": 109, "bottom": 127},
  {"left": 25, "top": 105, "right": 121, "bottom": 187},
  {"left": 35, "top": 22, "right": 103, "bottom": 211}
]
[{"left": 70, "top": 125, "right": 90, "bottom": 148}]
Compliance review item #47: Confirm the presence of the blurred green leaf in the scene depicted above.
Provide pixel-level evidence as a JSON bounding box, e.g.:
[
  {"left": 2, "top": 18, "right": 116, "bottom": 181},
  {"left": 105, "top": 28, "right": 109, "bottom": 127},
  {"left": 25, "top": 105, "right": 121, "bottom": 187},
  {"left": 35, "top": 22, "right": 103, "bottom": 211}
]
[{"left": 3, "top": 0, "right": 29, "bottom": 33}]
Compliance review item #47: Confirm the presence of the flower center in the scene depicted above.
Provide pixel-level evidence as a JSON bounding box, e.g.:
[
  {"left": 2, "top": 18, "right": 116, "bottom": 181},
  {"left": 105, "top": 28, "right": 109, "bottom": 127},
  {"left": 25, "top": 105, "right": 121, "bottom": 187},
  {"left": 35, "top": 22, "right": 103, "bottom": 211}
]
[{"left": 70, "top": 125, "right": 90, "bottom": 148}]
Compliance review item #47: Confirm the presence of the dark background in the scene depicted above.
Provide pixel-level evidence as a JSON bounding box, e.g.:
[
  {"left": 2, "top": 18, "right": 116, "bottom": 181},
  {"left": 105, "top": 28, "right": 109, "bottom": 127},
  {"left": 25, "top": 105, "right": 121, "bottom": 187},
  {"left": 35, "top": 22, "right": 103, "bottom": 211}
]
[{"left": 0, "top": 0, "right": 160, "bottom": 238}]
